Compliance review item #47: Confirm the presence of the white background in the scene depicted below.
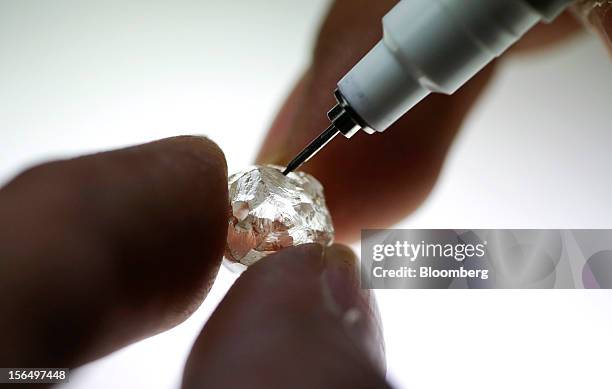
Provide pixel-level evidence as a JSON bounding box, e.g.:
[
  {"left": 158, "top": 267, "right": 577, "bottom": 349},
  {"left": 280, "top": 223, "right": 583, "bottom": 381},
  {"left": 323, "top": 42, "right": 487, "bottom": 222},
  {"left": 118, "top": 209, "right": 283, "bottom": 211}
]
[{"left": 1, "top": 1, "right": 612, "bottom": 388}]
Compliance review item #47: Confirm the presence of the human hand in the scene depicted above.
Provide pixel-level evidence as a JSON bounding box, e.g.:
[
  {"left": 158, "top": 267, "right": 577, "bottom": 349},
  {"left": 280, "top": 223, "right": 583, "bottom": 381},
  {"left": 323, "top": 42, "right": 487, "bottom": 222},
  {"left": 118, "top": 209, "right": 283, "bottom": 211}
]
[
  {"left": 257, "top": 0, "right": 611, "bottom": 242},
  {"left": 0, "top": 136, "right": 387, "bottom": 388}
]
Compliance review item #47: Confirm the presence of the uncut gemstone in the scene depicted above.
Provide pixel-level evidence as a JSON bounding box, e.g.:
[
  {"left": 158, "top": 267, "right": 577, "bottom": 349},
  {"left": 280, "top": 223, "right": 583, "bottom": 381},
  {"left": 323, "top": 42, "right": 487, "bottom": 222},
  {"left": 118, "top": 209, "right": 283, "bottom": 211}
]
[{"left": 224, "top": 165, "right": 334, "bottom": 271}]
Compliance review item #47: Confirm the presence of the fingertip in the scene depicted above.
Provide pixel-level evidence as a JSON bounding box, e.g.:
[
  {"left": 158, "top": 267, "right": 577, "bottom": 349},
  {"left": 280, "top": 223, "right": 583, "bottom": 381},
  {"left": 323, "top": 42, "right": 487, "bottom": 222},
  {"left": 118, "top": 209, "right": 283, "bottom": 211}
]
[
  {"left": 322, "top": 244, "right": 386, "bottom": 375},
  {"left": 182, "top": 240, "right": 389, "bottom": 389},
  {"left": 322, "top": 244, "right": 362, "bottom": 312},
  {"left": 0, "top": 135, "right": 232, "bottom": 366},
  {"left": 140, "top": 136, "right": 228, "bottom": 189},
  {"left": 164, "top": 135, "right": 228, "bottom": 178},
  {"left": 324, "top": 244, "right": 357, "bottom": 266},
  {"left": 244, "top": 243, "right": 326, "bottom": 284}
]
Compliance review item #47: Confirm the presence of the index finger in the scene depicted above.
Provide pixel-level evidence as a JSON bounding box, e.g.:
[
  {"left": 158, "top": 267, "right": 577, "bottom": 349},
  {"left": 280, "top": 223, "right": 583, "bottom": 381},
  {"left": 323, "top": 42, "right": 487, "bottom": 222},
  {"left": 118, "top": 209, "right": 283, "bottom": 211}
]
[{"left": 0, "top": 136, "right": 228, "bottom": 367}]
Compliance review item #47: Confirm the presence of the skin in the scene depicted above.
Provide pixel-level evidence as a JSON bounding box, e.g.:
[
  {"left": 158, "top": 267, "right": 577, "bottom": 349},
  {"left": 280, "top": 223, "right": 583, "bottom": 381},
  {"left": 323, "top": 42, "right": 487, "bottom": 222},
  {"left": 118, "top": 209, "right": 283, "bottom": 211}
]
[
  {"left": 1, "top": 1, "right": 609, "bottom": 388},
  {"left": 0, "top": 136, "right": 385, "bottom": 388},
  {"left": 256, "top": 2, "right": 588, "bottom": 242}
]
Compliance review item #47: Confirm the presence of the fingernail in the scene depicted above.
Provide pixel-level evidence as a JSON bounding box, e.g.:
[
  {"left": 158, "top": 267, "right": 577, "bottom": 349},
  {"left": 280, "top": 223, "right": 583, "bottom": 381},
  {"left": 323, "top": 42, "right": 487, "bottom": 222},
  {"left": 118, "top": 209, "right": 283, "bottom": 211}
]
[
  {"left": 295, "top": 243, "right": 326, "bottom": 271},
  {"left": 322, "top": 244, "right": 360, "bottom": 311},
  {"left": 252, "top": 243, "right": 325, "bottom": 275},
  {"left": 322, "top": 244, "right": 387, "bottom": 373}
]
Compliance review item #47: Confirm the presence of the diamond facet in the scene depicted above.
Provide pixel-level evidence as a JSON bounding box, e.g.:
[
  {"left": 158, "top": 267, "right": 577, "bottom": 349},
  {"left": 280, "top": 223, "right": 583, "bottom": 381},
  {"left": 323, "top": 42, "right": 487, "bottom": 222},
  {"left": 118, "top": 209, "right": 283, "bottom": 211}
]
[{"left": 224, "top": 165, "right": 334, "bottom": 271}]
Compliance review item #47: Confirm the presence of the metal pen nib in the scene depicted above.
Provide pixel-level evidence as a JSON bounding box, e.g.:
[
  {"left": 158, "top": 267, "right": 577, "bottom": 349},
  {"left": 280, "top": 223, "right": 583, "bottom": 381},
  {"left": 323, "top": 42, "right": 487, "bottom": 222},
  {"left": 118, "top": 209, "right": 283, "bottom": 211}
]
[{"left": 282, "top": 124, "right": 340, "bottom": 175}]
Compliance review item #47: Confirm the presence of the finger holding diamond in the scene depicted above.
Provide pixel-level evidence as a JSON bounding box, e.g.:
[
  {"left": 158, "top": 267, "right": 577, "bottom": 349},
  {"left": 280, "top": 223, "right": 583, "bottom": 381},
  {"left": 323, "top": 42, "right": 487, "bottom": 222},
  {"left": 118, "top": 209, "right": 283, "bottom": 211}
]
[
  {"left": 182, "top": 244, "right": 388, "bottom": 389},
  {"left": 0, "top": 136, "right": 228, "bottom": 367}
]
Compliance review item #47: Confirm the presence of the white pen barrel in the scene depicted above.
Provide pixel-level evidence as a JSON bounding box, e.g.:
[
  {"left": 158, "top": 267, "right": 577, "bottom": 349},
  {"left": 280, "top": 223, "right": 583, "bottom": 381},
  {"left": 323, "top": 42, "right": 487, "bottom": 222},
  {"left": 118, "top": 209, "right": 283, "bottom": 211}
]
[{"left": 337, "top": 0, "right": 572, "bottom": 133}]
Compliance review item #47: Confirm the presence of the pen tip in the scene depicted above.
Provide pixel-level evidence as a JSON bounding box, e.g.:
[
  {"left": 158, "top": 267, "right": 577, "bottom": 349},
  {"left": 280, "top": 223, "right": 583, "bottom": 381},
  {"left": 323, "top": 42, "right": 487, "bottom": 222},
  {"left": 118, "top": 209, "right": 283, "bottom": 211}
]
[{"left": 281, "top": 124, "right": 340, "bottom": 176}]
